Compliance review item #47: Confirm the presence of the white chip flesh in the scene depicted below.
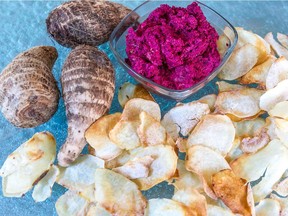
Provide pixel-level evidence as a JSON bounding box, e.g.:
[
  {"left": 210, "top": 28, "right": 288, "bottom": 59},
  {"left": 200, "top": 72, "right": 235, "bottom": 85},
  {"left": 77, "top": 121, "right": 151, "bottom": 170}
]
[
  {"left": 207, "top": 205, "right": 235, "bottom": 216},
  {"left": 86, "top": 203, "right": 112, "bottom": 216},
  {"left": 269, "top": 101, "right": 288, "bottom": 120},
  {"left": 112, "top": 155, "right": 154, "bottom": 179},
  {"left": 118, "top": 82, "right": 137, "bottom": 107},
  {"left": 32, "top": 165, "right": 59, "bottom": 202},
  {"left": 187, "top": 114, "right": 235, "bottom": 156},
  {"left": 161, "top": 101, "right": 210, "bottom": 140},
  {"left": 273, "top": 118, "right": 288, "bottom": 147},
  {"left": 0, "top": 132, "right": 56, "bottom": 197},
  {"left": 273, "top": 177, "right": 288, "bottom": 197},
  {"left": 233, "top": 118, "right": 266, "bottom": 138},
  {"left": 271, "top": 193, "right": 288, "bottom": 216},
  {"left": 57, "top": 154, "right": 104, "bottom": 202},
  {"left": 240, "top": 129, "right": 270, "bottom": 153},
  {"left": 266, "top": 56, "right": 288, "bottom": 89},
  {"left": 186, "top": 145, "right": 230, "bottom": 199},
  {"left": 144, "top": 199, "right": 191, "bottom": 216},
  {"left": 94, "top": 169, "right": 147, "bottom": 215},
  {"left": 277, "top": 32, "right": 288, "bottom": 49},
  {"left": 55, "top": 190, "right": 89, "bottom": 216},
  {"left": 260, "top": 79, "right": 288, "bottom": 111},
  {"left": 230, "top": 139, "right": 288, "bottom": 183},
  {"left": 255, "top": 199, "right": 281, "bottom": 216},
  {"left": 197, "top": 94, "right": 217, "bottom": 112},
  {"left": 216, "top": 81, "right": 245, "bottom": 92},
  {"left": 265, "top": 32, "right": 288, "bottom": 59}
]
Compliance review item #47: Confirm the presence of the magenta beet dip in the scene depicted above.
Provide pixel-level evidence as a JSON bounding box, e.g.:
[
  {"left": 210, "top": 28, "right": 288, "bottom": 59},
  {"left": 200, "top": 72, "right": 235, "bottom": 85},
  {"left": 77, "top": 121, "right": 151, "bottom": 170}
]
[{"left": 126, "top": 2, "right": 220, "bottom": 90}]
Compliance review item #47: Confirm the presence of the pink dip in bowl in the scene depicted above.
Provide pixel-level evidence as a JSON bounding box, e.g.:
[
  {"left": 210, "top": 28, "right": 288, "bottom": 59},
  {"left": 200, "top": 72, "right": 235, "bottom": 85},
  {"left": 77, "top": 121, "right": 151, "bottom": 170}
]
[{"left": 126, "top": 2, "right": 220, "bottom": 90}]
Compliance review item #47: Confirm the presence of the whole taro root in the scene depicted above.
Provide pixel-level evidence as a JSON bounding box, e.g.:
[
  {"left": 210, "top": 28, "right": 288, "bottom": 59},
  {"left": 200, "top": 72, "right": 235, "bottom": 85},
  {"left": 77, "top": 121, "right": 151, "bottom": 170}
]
[
  {"left": 58, "top": 45, "right": 115, "bottom": 167},
  {"left": 0, "top": 46, "right": 59, "bottom": 128},
  {"left": 46, "top": 0, "right": 131, "bottom": 48}
]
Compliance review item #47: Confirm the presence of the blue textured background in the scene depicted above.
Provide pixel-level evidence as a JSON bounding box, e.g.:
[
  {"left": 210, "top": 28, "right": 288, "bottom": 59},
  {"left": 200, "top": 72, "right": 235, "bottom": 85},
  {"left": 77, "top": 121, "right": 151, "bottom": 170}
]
[{"left": 0, "top": 1, "right": 287, "bottom": 215}]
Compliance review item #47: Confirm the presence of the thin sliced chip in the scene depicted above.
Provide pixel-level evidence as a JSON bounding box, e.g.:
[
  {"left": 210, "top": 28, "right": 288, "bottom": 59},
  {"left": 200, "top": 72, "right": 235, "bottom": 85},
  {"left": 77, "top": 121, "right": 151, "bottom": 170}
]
[
  {"left": 266, "top": 56, "right": 288, "bottom": 89},
  {"left": 118, "top": 82, "right": 154, "bottom": 108},
  {"left": 212, "top": 169, "right": 254, "bottom": 216},
  {"left": 172, "top": 188, "right": 207, "bottom": 216},
  {"left": 240, "top": 129, "right": 270, "bottom": 153},
  {"left": 112, "top": 155, "right": 154, "bottom": 179},
  {"left": 121, "top": 98, "right": 161, "bottom": 122},
  {"left": 230, "top": 139, "right": 288, "bottom": 183},
  {"left": 187, "top": 114, "right": 235, "bottom": 156},
  {"left": 197, "top": 94, "right": 217, "bottom": 112},
  {"left": 109, "top": 120, "right": 141, "bottom": 150},
  {"left": 271, "top": 118, "right": 288, "bottom": 147},
  {"left": 240, "top": 55, "right": 276, "bottom": 88},
  {"left": 86, "top": 203, "right": 112, "bottom": 216},
  {"left": 265, "top": 32, "right": 288, "bottom": 59},
  {"left": 175, "top": 137, "right": 187, "bottom": 153},
  {"left": 217, "top": 34, "right": 230, "bottom": 58},
  {"left": 265, "top": 117, "right": 278, "bottom": 140},
  {"left": 273, "top": 177, "right": 288, "bottom": 197},
  {"left": 161, "top": 102, "right": 210, "bottom": 140},
  {"left": 225, "top": 137, "right": 243, "bottom": 162},
  {"left": 172, "top": 160, "right": 202, "bottom": 192},
  {"left": 105, "top": 151, "right": 131, "bottom": 169},
  {"left": 269, "top": 101, "right": 288, "bottom": 120},
  {"left": 233, "top": 118, "right": 265, "bottom": 138},
  {"left": 85, "top": 113, "right": 123, "bottom": 161},
  {"left": 216, "top": 81, "right": 245, "bottom": 92},
  {"left": 271, "top": 193, "right": 288, "bottom": 216},
  {"left": 215, "top": 88, "right": 264, "bottom": 119},
  {"left": 277, "top": 33, "right": 288, "bottom": 49},
  {"left": 55, "top": 190, "right": 89, "bottom": 216},
  {"left": 137, "top": 111, "right": 166, "bottom": 146},
  {"left": 207, "top": 205, "right": 235, "bottom": 216},
  {"left": 255, "top": 199, "right": 281, "bottom": 216},
  {"left": 131, "top": 145, "right": 177, "bottom": 190},
  {"left": 94, "top": 169, "right": 147, "bottom": 215},
  {"left": 57, "top": 154, "right": 104, "bottom": 202},
  {"left": 32, "top": 165, "right": 59, "bottom": 202},
  {"left": 218, "top": 43, "right": 260, "bottom": 80},
  {"left": 0, "top": 132, "right": 56, "bottom": 197},
  {"left": 186, "top": 145, "right": 230, "bottom": 199},
  {"left": 144, "top": 198, "right": 194, "bottom": 216}
]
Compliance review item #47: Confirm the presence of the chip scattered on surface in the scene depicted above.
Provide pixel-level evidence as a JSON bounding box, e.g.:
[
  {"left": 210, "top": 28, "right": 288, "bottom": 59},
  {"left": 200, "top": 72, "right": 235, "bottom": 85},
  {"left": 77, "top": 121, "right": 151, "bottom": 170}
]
[
  {"left": 207, "top": 205, "right": 235, "bottom": 216},
  {"left": 268, "top": 101, "right": 288, "bottom": 120},
  {"left": 85, "top": 113, "right": 123, "bottom": 161},
  {"left": 273, "top": 177, "right": 288, "bottom": 197},
  {"left": 277, "top": 32, "right": 288, "bottom": 49},
  {"left": 32, "top": 165, "right": 59, "bottom": 202},
  {"left": 233, "top": 118, "right": 265, "bottom": 138},
  {"left": 197, "top": 94, "right": 217, "bottom": 112},
  {"left": 266, "top": 56, "right": 288, "bottom": 89},
  {"left": 94, "top": 169, "right": 147, "bottom": 215},
  {"left": 0, "top": 132, "right": 56, "bottom": 197},
  {"left": 187, "top": 114, "right": 235, "bottom": 156},
  {"left": 161, "top": 101, "right": 210, "bottom": 140},
  {"left": 216, "top": 81, "right": 245, "bottom": 92},
  {"left": 255, "top": 199, "right": 281, "bottom": 216},
  {"left": 265, "top": 32, "right": 288, "bottom": 59}
]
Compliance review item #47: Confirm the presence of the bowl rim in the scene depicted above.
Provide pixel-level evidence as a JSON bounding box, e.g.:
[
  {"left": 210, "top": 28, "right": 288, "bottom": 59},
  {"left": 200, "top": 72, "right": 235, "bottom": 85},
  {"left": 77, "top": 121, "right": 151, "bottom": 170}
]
[{"left": 109, "top": 0, "right": 238, "bottom": 93}]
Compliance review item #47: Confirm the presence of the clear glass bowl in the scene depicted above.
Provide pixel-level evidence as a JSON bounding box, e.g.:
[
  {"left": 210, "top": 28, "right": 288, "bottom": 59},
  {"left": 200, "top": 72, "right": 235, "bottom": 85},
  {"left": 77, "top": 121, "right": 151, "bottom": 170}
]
[{"left": 109, "top": 1, "right": 238, "bottom": 101}]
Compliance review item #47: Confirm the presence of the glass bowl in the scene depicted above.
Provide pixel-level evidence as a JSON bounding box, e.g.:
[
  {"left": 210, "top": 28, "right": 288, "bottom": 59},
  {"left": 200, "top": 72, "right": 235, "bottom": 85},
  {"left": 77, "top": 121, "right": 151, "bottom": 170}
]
[{"left": 109, "top": 1, "right": 238, "bottom": 101}]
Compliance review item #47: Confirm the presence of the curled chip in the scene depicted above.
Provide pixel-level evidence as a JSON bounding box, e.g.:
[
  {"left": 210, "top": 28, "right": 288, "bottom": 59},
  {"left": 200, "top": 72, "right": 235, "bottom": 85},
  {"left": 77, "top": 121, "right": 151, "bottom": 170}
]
[
  {"left": 118, "top": 82, "right": 154, "bottom": 108},
  {"left": 260, "top": 79, "right": 288, "bottom": 111},
  {"left": 215, "top": 88, "right": 264, "bottom": 120},
  {"left": 212, "top": 169, "right": 255, "bottom": 216},
  {"left": 277, "top": 33, "right": 288, "bottom": 49},
  {"left": 105, "top": 151, "right": 131, "bottom": 169},
  {"left": 240, "top": 129, "right": 270, "bottom": 153},
  {"left": 273, "top": 177, "right": 288, "bottom": 197},
  {"left": 240, "top": 55, "right": 276, "bottom": 88},
  {"left": 269, "top": 101, "right": 288, "bottom": 120},
  {"left": 172, "top": 188, "right": 207, "bottom": 216},
  {"left": 85, "top": 113, "right": 123, "bottom": 161},
  {"left": 187, "top": 114, "right": 235, "bottom": 156},
  {"left": 94, "top": 169, "right": 147, "bottom": 215},
  {"left": 57, "top": 155, "right": 104, "bottom": 202},
  {"left": 197, "top": 94, "right": 217, "bottom": 112},
  {"left": 172, "top": 160, "right": 202, "bottom": 192},
  {"left": 218, "top": 43, "right": 260, "bottom": 80},
  {"left": 271, "top": 193, "right": 288, "bottom": 215},
  {"left": 230, "top": 139, "right": 288, "bottom": 187},
  {"left": 55, "top": 190, "right": 89, "bottom": 216},
  {"left": 32, "top": 165, "right": 59, "bottom": 202},
  {"left": 265, "top": 32, "right": 288, "bottom": 59},
  {"left": 255, "top": 199, "right": 281, "bottom": 216},
  {"left": 217, "top": 33, "right": 230, "bottom": 58},
  {"left": 130, "top": 145, "right": 177, "bottom": 190},
  {"left": 270, "top": 118, "right": 288, "bottom": 147},
  {"left": 216, "top": 81, "right": 245, "bottom": 92},
  {"left": 226, "top": 137, "right": 243, "bottom": 162},
  {"left": 207, "top": 205, "right": 235, "bottom": 216},
  {"left": 234, "top": 118, "right": 265, "bottom": 138},
  {"left": 112, "top": 155, "right": 154, "bottom": 179},
  {"left": 145, "top": 198, "right": 194, "bottom": 216},
  {"left": 86, "top": 203, "right": 112, "bottom": 216},
  {"left": 266, "top": 56, "right": 288, "bottom": 89},
  {"left": 186, "top": 145, "right": 230, "bottom": 199},
  {"left": 0, "top": 132, "right": 56, "bottom": 197},
  {"left": 137, "top": 111, "right": 167, "bottom": 146},
  {"left": 161, "top": 101, "right": 210, "bottom": 140}
]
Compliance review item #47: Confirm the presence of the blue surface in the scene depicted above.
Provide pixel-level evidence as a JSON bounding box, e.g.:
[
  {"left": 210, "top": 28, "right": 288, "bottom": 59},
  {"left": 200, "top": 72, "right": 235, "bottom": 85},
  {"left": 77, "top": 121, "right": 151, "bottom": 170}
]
[{"left": 0, "top": 1, "right": 288, "bottom": 215}]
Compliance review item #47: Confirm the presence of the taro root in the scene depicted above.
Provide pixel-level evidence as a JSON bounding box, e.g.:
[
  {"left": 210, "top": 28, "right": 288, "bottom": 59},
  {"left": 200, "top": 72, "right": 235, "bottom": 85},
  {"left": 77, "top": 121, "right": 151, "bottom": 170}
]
[
  {"left": 46, "top": 0, "right": 131, "bottom": 48},
  {"left": 58, "top": 45, "right": 115, "bottom": 167},
  {"left": 0, "top": 46, "right": 59, "bottom": 128}
]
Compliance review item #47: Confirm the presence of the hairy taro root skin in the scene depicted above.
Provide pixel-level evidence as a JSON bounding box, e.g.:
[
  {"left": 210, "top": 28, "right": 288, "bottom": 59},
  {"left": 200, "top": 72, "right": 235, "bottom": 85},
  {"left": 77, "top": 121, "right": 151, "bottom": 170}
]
[
  {"left": 46, "top": 0, "right": 131, "bottom": 48},
  {"left": 0, "top": 46, "right": 59, "bottom": 128},
  {"left": 58, "top": 45, "right": 115, "bottom": 167}
]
